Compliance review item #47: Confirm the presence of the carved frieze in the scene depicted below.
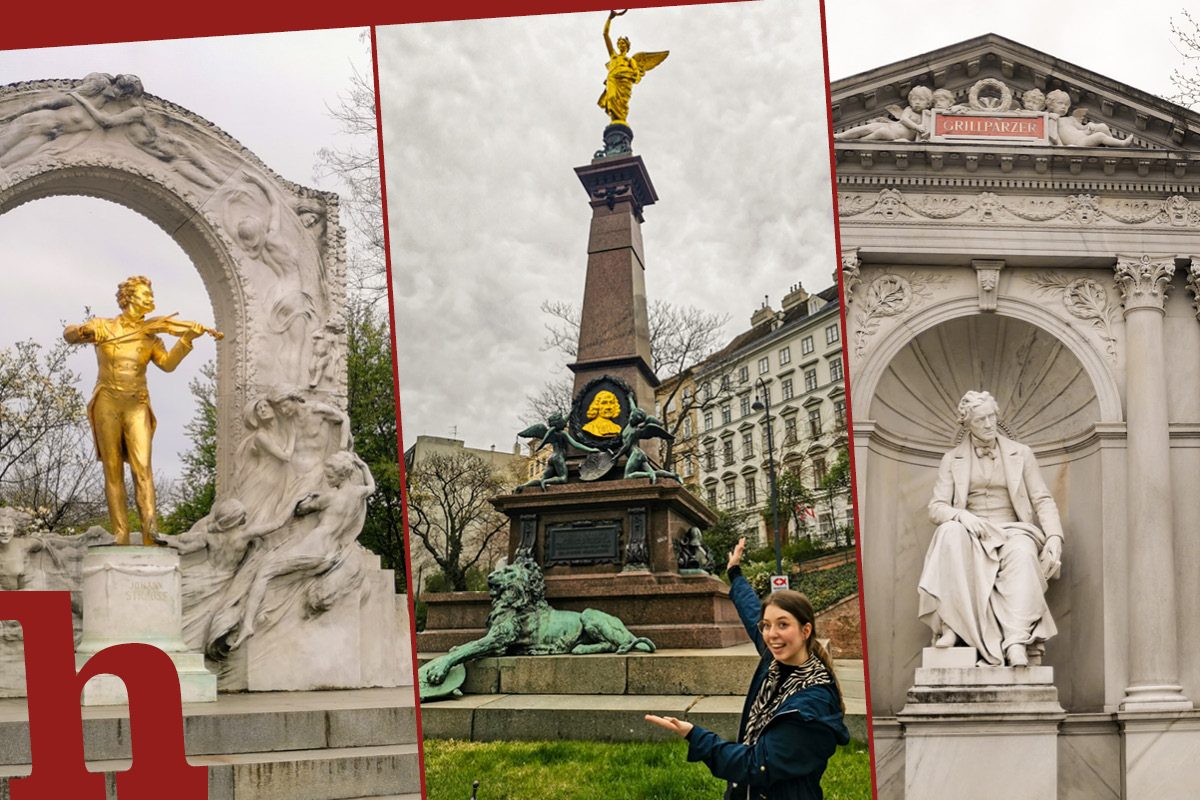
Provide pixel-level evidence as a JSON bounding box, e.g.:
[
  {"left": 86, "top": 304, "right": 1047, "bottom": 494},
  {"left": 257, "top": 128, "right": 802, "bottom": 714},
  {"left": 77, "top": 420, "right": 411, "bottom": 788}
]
[
  {"left": 1028, "top": 273, "right": 1118, "bottom": 362},
  {"left": 839, "top": 189, "right": 1200, "bottom": 229},
  {"left": 1114, "top": 255, "right": 1175, "bottom": 313},
  {"left": 841, "top": 248, "right": 862, "bottom": 300}
]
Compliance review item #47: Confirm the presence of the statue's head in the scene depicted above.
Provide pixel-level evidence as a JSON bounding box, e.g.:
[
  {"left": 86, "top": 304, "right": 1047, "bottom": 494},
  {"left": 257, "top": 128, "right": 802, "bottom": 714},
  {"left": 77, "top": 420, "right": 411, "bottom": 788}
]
[
  {"left": 617, "top": 36, "right": 630, "bottom": 53},
  {"left": 323, "top": 451, "right": 360, "bottom": 486},
  {"left": 77, "top": 72, "right": 115, "bottom": 99},
  {"left": 957, "top": 390, "right": 1000, "bottom": 444},
  {"left": 210, "top": 499, "right": 248, "bottom": 533},
  {"left": 932, "top": 89, "right": 956, "bottom": 110},
  {"left": 908, "top": 85, "right": 934, "bottom": 112},
  {"left": 1045, "top": 89, "right": 1070, "bottom": 115},
  {"left": 486, "top": 558, "right": 545, "bottom": 610},
  {"left": 629, "top": 407, "right": 647, "bottom": 425},
  {"left": 116, "top": 275, "right": 154, "bottom": 314},
  {"left": 547, "top": 412, "right": 567, "bottom": 430},
  {"left": 268, "top": 386, "right": 306, "bottom": 417},
  {"left": 586, "top": 391, "right": 620, "bottom": 422},
  {"left": 113, "top": 74, "right": 144, "bottom": 99},
  {"left": 1022, "top": 88, "right": 1046, "bottom": 112},
  {"left": 0, "top": 508, "right": 33, "bottom": 545}
]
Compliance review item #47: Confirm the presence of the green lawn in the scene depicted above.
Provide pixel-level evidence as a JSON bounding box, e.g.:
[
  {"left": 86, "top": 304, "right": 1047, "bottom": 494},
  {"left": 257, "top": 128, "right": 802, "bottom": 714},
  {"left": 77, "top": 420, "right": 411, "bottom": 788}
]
[{"left": 423, "top": 739, "right": 872, "bottom": 800}]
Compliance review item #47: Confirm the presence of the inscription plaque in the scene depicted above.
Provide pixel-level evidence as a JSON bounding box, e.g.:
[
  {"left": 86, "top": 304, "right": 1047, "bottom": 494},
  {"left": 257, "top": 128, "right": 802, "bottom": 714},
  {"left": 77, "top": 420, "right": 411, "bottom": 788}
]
[{"left": 545, "top": 520, "right": 622, "bottom": 566}]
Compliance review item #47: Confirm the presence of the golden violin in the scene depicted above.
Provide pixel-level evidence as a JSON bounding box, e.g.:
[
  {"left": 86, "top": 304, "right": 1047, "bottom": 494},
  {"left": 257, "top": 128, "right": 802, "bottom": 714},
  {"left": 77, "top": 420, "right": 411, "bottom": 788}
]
[{"left": 141, "top": 313, "right": 224, "bottom": 340}]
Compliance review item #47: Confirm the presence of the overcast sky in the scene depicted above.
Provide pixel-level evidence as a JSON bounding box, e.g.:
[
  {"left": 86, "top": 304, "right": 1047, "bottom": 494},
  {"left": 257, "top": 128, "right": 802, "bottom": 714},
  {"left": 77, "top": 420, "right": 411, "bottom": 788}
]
[
  {"left": 825, "top": 1, "right": 1188, "bottom": 97},
  {"left": 0, "top": 28, "right": 371, "bottom": 482},
  {"left": 379, "top": 0, "right": 835, "bottom": 453}
]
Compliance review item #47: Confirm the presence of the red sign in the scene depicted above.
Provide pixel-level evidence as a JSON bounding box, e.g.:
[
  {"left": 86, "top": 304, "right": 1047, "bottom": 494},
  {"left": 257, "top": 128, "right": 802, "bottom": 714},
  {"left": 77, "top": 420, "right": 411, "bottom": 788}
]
[
  {"left": 770, "top": 575, "right": 789, "bottom": 593},
  {"left": 934, "top": 114, "right": 1046, "bottom": 139}
]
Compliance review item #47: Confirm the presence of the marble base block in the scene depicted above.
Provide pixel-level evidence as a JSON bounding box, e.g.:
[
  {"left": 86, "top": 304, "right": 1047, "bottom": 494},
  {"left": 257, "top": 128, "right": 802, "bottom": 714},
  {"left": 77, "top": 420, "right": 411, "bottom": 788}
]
[
  {"left": 898, "top": 648, "right": 1065, "bottom": 799},
  {"left": 1120, "top": 713, "right": 1200, "bottom": 800},
  {"left": 75, "top": 546, "right": 216, "bottom": 705}
]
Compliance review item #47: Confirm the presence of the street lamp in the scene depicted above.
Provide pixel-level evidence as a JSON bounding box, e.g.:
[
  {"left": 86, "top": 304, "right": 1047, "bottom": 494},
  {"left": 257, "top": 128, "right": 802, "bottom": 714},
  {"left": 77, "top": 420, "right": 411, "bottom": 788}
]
[{"left": 752, "top": 378, "right": 783, "bottom": 578}]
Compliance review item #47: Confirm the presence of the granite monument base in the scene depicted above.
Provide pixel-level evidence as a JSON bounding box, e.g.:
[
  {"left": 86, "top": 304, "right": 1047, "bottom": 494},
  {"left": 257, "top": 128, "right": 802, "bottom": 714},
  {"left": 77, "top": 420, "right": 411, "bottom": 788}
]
[
  {"left": 897, "top": 647, "right": 1065, "bottom": 800},
  {"left": 421, "top": 478, "right": 735, "bottom": 650},
  {"left": 75, "top": 546, "right": 216, "bottom": 705}
]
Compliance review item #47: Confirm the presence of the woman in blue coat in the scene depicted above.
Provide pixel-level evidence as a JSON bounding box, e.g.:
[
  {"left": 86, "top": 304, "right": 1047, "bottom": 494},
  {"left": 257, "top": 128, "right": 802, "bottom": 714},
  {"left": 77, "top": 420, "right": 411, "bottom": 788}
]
[{"left": 645, "top": 537, "right": 850, "bottom": 799}]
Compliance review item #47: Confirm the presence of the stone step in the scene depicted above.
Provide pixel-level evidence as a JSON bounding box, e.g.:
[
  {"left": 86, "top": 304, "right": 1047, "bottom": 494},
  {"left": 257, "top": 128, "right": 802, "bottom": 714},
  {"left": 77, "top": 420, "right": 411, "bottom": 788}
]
[
  {"left": 0, "top": 687, "right": 418, "bottom": 766},
  {"left": 0, "top": 743, "right": 421, "bottom": 800},
  {"left": 419, "top": 692, "right": 868, "bottom": 745}
]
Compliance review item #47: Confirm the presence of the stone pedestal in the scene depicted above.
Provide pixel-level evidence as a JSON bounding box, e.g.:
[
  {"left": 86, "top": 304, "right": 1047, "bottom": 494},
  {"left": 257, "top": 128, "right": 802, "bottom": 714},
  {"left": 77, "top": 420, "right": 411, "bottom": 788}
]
[
  {"left": 419, "top": 479, "right": 737, "bottom": 651},
  {"left": 75, "top": 546, "right": 216, "bottom": 705},
  {"left": 898, "top": 648, "right": 1065, "bottom": 800},
  {"left": 1119, "top": 712, "right": 1200, "bottom": 800}
]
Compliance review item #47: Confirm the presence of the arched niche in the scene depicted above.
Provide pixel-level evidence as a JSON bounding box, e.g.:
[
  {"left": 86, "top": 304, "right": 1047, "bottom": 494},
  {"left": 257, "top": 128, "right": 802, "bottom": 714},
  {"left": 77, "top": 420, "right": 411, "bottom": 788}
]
[
  {"left": 0, "top": 75, "right": 348, "bottom": 493},
  {"left": 858, "top": 308, "right": 1116, "bottom": 716}
]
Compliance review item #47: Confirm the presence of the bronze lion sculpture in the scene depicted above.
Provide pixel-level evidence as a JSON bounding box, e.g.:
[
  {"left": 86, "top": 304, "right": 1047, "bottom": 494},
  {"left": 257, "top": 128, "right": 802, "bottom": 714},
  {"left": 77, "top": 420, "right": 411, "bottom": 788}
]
[{"left": 419, "top": 558, "right": 655, "bottom": 699}]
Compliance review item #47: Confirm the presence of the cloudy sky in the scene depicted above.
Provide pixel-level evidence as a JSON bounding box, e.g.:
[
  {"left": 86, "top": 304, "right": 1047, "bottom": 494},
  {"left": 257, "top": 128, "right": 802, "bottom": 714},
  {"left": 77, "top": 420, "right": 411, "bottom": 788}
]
[
  {"left": 0, "top": 28, "right": 371, "bottom": 482},
  {"left": 825, "top": 1, "right": 1189, "bottom": 97},
  {"left": 379, "top": 0, "right": 836, "bottom": 453}
]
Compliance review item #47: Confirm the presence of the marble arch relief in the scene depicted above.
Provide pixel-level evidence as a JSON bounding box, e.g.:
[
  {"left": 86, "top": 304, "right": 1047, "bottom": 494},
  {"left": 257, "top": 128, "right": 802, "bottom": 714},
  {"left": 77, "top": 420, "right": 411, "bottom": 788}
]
[
  {"left": 0, "top": 75, "right": 349, "bottom": 492},
  {"left": 0, "top": 76, "right": 409, "bottom": 693}
]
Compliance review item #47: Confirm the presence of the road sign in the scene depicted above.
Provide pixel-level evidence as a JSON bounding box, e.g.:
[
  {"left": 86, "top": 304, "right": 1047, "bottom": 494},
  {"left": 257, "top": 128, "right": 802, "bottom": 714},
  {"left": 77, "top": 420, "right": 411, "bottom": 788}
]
[{"left": 770, "top": 575, "right": 789, "bottom": 593}]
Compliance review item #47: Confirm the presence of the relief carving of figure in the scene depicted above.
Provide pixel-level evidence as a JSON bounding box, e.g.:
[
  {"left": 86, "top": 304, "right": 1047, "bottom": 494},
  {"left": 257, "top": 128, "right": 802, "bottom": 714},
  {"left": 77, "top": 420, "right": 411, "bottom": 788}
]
[
  {"left": 233, "top": 391, "right": 302, "bottom": 526},
  {"left": 227, "top": 451, "right": 374, "bottom": 649},
  {"left": 0, "top": 508, "right": 42, "bottom": 591},
  {"left": 918, "top": 391, "right": 1063, "bottom": 667},
  {"left": 307, "top": 315, "right": 345, "bottom": 390},
  {"left": 834, "top": 86, "right": 932, "bottom": 142},
  {"left": 157, "top": 498, "right": 288, "bottom": 649},
  {"left": 0, "top": 73, "right": 129, "bottom": 168},
  {"left": 1046, "top": 90, "right": 1127, "bottom": 147}
]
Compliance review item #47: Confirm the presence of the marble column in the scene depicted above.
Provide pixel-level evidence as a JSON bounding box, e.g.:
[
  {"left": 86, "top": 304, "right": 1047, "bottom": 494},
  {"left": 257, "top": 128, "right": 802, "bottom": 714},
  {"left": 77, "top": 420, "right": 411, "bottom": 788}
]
[{"left": 1113, "top": 254, "right": 1191, "bottom": 711}]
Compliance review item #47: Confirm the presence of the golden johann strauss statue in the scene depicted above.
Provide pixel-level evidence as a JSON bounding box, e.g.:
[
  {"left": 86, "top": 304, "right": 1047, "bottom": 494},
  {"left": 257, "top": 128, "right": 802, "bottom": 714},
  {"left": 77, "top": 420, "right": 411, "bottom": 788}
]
[
  {"left": 64, "top": 275, "right": 222, "bottom": 545},
  {"left": 598, "top": 10, "right": 669, "bottom": 126}
]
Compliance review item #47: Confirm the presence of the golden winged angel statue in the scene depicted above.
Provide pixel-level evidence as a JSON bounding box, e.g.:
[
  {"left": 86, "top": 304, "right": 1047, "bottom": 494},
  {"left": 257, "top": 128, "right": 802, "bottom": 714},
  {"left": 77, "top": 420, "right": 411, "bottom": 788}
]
[{"left": 598, "top": 10, "right": 669, "bottom": 125}]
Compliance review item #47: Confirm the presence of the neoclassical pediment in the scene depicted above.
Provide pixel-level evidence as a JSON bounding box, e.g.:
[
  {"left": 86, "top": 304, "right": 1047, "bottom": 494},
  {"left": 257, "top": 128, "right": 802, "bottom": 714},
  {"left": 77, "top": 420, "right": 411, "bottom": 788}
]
[{"left": 831, "top": 33, "right": 1200, "bottom": 152}]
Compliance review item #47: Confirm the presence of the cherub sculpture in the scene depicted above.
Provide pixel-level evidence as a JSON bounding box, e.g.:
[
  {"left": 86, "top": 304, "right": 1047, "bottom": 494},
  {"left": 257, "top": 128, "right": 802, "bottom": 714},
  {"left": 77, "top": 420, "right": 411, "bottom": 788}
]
[
  {"left": 616, "top": 395, "right": 679, "bottom": 484},
  {"left": 598, "top": 10, "right": 669, "bottom": 125},
  {"left": 515, "top": 412, "right": 598, "bottom": 492}
]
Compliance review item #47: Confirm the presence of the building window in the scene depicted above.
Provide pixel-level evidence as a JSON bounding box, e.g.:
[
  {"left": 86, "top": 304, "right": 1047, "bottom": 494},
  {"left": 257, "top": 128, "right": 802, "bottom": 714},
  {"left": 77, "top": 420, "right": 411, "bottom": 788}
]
[
  {"left": 758, "top": 356, "right": 770, "bottom": 374},
  {"left": 683, "top": 458, "right": 694, "bottom": 478},
  {"left": 701, "top": 381, "right": 712, "bottom": 400},
  {"left": 723, "top": 439, "right": 735, "bottom": 465},
  {"left": 813, "top": 457, "right": 827, "bottom": 484},
  {"left": 779, "top": 346, "right": 791, "bottom": 366},
  {"left": 740, "top": 396, "right": 751, "bottom": 417},
  {"left": 720, "top": 374, "right": 731, "bottom": 392},
  {"left": 808, "top": 407, "right": 822, "bottom": 438},
  {"left": 704, "top": 411, "right": 713, "bottom": 431},
  {"left": 801, "top": 336, "right": 814, "bottom": 355},
  {"left": 819, "top": 513, "right": 833, "bottom": 535},
  {"left": 707, "top": 486, "right": 718, "bottom": 506},
  {"left": 724, "top": 479, "right": 737, "bottom": 508},
  {"left": 781, "top": 378, "right": 794, "bottom": 401},
  {"left": 738, "top": 365, "right": 750, "bottom": 384},
  {"left": 742, "top": 430, "right": 755, "bottom": 458},
  {"left": 784, "top": 416, "right": 798, "bottom": 443},
  {"left": 705, "top": 446, "right": 716, "bottom": 471},
  {"left": 682, "top": 387, "right": 693, "bottom": 405},
  {"left": 721, "top": 404, "right": 732, "bottom": 425},
  {"left": 834, "top": 399, "right": 847, "bottom": 430},
  {"left": 683, "top": 417, "right": 693, "bottom": 438},
  {"left": 804, "top": 369, "right": 818, "bottom": 392},
  {"left": 830, "top": 358, "right": 843, "bottom": 383},
  {"left": 745, "top": 477, "right": 758, "bottom": 507},
  {"left": 826, "top": 324, "right": 840, "bottom": 345}
]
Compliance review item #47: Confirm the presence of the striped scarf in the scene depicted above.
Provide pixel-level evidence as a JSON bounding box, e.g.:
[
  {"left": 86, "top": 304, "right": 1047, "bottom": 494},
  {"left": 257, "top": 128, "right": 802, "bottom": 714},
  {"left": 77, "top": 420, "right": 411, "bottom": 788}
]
[{"left": 741, "top": 653, "right": 832, "bottom": 746}]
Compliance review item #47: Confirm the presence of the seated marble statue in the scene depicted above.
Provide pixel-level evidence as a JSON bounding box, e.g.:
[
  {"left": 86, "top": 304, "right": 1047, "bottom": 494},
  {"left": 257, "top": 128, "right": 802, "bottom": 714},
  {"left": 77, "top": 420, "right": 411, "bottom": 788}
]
[{"left": 918, "top": 390, "right": 1064, "bottom": 667}]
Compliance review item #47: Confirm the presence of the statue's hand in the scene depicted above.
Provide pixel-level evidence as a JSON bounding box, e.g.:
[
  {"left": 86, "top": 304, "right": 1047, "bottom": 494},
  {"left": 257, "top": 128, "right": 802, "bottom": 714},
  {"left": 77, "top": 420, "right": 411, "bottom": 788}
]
[
  {"left": 182, "top": 322, "right": 206, "bottom": 342},
  {"left": 956, "top": 510, "right": 986, "bottom": 537},
  {"left": 1040, "top": 537, "right": 1063, "bottom": 580}
]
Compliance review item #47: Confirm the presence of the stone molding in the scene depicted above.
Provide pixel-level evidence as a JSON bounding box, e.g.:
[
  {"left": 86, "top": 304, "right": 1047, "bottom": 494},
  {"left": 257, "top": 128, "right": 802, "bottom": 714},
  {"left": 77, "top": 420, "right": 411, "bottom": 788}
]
[
  {"left": 972, "top": 259, "right": 1004, "bottom": 312},
  {"left": 1114, "top": 255, "right": 1175, "bottom": 313},
  {"left": 839, "top": 188, "right": 1200, "bottom": 228},
  {"left": 841, "top": 247, "right": 862, "bottom": 299}
]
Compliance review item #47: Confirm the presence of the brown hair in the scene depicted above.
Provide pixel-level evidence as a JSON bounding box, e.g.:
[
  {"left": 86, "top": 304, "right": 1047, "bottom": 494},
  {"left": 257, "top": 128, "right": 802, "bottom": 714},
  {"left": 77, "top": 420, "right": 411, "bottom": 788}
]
[{"left": 763, "top": 590, "right": 845, "bottom": 712}]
